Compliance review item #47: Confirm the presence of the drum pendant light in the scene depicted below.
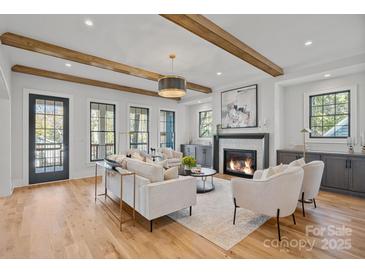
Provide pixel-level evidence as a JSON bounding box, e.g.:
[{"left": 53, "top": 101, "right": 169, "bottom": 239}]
[{"left": 158, "top": 54, "right": 187, "bottom": 98}]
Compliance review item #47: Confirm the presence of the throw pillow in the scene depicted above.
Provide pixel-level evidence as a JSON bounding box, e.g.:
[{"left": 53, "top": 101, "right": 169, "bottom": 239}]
[
  {"left": 163, "top": 149, "right": 173, "bottom": 159},
  {"left": 164, "top": 166, "right": 179, "bottom": 180},
  {"left": 131, "top": 151, "right": 145, "bottom": 162},
  {"left": 273, "top": 163, "right": 285, "bottom": 174},
  {"left": 261, "top": 167, "right": 276, "bottom": 179},
  {"left": 289, "top": 157, "right": 305, "bottom": 167}
]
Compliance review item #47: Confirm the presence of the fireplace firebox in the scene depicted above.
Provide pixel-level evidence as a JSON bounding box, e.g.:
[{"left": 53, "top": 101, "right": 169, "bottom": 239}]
[{"left": 223, "top": 149, "right": 257, "bottom": 178}]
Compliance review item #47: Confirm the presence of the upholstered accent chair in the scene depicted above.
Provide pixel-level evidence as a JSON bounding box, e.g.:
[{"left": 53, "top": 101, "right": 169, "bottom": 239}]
[
  {"left": 298, "top": 160, "right": 325, "bottom": 217},
  {"left": 231, "top": 166, "right": 304, "bottom": 241},
  {"left": 158, "top": 147, "right": 183, "bottom": 168}
]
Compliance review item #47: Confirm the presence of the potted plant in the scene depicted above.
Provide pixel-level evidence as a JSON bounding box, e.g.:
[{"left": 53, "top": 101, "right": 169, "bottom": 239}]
[{"left": 181, "top": 156, "right": 197, "bottom": 175}]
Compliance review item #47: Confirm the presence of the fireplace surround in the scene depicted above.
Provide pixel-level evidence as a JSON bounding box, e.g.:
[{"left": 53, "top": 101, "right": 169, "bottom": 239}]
[
  {"left": 213, "top": 133, "right": 269, "bottom": 175},
  {"left": 223, "top": 149, "right": 257, "bottom": 178}
]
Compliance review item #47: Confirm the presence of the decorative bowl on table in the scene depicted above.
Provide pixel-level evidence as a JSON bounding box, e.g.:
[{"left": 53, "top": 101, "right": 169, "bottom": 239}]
[{"left": 191, "top": 167, "right": 202, "bottom": 174}]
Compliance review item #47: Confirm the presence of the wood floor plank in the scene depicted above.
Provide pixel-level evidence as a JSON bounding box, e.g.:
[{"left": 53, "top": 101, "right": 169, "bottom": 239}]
[{"left": 0, "top": 176, "right": 364, "bottom": 258}]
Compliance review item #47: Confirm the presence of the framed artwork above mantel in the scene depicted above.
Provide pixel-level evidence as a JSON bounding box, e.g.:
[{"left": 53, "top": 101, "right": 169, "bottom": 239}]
[{"left": 221, "top": 84, "right": 258, "bottom": 129}]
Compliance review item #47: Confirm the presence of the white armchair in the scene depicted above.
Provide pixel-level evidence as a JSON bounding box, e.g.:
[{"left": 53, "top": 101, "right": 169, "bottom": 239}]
[
  {"left": 299, "top": 161, "right": 325, "bottom": 217},
  {"left": 158, "top": 147, "right": 183, "bottom": 168},
  {"left": 231, "top": 166, "right": 304, "bottom": 240}
]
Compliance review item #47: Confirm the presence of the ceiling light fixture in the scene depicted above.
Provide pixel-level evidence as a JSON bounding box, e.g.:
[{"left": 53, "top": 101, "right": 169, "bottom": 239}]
[
  {"left": 324, "top": 73, "right": 331, "bottom": 78},
  {"left": 158, "top": 54, "right": 186, "bottom": 98},
  {"left": 65, "top": 63, "right": 72, "bottom": 67},
  {"left": 85, "top": 19, "right": 93, "bottom": 26},
  {"left": 216, "top": 72, "right": 222, "bottom": 76},
  {"left": 304, "top": 40, "right": 313, "bottom": 46}
]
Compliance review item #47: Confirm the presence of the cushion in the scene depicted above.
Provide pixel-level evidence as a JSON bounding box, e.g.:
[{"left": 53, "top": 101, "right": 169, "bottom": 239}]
[
  {"left": 163, "top": 149, "right": 173, "bottom": 159},
  {"left": 131, "top": 151, "right": 145, "bottom": 162},
  {"left": 164, "top": 166, "right": 179, "bottom": 180},
  {"left": 126, "top": 158, "right": 164, "bottom": 183},
  {"left": 272, "top": 163, "right": 286, "bottom": 174},
  {"left": 261, "top": 167, "right": 276, "bottom": 179},
  {"left": 289, "top": 158, "right": 305, "bottom": 167}
]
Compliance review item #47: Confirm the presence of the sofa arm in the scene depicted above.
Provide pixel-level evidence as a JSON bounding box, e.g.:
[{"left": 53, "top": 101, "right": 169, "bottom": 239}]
[{"left": 144, "top": 177, "right": 197, "bottom": 220}]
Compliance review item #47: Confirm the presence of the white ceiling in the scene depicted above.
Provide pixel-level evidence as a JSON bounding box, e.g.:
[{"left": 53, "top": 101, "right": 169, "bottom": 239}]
[{"left": 0, "top": 14, "right": 364, "bottom": 99}]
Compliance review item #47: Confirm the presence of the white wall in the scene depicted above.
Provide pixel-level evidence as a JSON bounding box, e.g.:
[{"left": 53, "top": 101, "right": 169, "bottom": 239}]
[
  {"left": 187, "top": 102, "right": 213, "bottom": 144},
  {"left": 11, "top": 73, "right": 189, "bottom": 187},
  {"left": 0, "top": 45, "right": 12, "bottom": 196},
  {"left": 282, "top": 72, "right": 365, "bottom": 152}
]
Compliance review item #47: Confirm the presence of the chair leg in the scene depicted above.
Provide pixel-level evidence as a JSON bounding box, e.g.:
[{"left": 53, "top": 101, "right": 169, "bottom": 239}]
[
  {"left": 292, "top": 213, "right": 296, "bottom": 225},
  {"left": 233, "top": 198, "right": 237, "bottom": 225},
  {"left": 189, "top": 206, "right": 192, "bottom": 216},
  {"left": 150, "top": 220, "right": 153, "bottom": 232},
  {"left": 301, "top": 192, "right": 306, "bottom": 217},
  {"left": 313, "top": 198, "right": 317, "bottom": 208},
  {"left": 276, "top": 208, "right": 281, "bottom": 241}
]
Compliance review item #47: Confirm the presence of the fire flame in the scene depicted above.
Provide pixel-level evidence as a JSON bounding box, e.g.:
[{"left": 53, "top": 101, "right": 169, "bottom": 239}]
[{"left": 229, "top": 158, "right": 254, "bottom": 175}]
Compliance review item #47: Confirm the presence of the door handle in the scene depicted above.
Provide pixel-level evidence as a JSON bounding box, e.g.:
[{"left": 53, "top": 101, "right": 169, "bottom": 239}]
[
  {"left": 345, "top": 160, "right": 348, "bottom": 169},
  {"left": 349, "top": 160, "right": 352, "bottom": 169}
]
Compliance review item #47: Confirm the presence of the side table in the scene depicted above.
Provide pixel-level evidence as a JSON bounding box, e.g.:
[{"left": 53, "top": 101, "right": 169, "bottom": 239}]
[{"left": 94, "top": 161, "right": 136, "bottom": 231}]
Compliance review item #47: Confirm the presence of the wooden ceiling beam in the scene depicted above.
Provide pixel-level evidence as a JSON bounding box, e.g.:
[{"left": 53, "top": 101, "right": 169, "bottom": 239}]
[
  {"left": 1, "top": 32, "right": 212, "bottom": 94},
  {"left": 160, "top": 14, "right": 284, "bottom": 77},
  {"left": 12, "top": 65, "right": 180, "bottom": 101}
]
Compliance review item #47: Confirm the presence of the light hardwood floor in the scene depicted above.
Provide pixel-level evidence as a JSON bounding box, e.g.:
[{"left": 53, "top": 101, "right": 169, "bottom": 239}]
[{"left": 0, "top": 176, "right": 364, "bottom": 258}]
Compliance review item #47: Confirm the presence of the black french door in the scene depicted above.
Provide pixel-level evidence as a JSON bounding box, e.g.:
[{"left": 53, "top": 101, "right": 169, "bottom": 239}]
[{"left": 29, "top": 94, "right": 69, "bottom": 184}]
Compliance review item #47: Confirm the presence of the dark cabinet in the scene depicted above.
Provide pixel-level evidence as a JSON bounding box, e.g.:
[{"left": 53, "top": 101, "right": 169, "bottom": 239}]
[
  {"left": 277, "top": 150, "right": 365, "bottom": 197},
  {"left": 350, "top": 158, "right": 365, "bottom": 193},
  {"left": 322, "top": 155, "right": 349, "bottom": 189},
  {"left": 181, "top": 144, "right": 212, "bottom": 167}
]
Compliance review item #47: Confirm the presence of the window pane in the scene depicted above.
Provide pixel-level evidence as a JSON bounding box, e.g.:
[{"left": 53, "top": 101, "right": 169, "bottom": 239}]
[
  {"left": 336, "top": 103, "right": 348, "bottom": 114},
  {"left": 323, "top": 94, "right": 335, "bottom": 105},
  {"left": 311, "top": 116, "right": 322, "bottom": 127},
  {"left": 311, "top": 96, "right": 323, "bottom": 106},
  {"left": 312, "top": 106, "right": 323, "bottom": 116},
  {"left": 55, "top": 101, "right": 63, "bottom": 115},
  {"left": 336, "top": 92, "right": 348, "bottom": 104},
  {"left": 199, "top": 110, "right": 212, "bottom": 138},
  {"left": 36, "top": 114, "right": 45, "bottom": 129},
  {"left": 322, "top": 116, "right": 335, "bottom": 127},
  {"left": 36, "top": 99, "right": 45, "bottom": 113},
  {"left": 46, "top": 100, "right": 55, "bottom": 114},
  {"left": 323, "top": 105, "right": 335, "bottom": 115},
  {"left": 55, "top": 115, "right": 63, "bottom": 129},
  {"left": 45, "top": 115, "right": 55, "bottom": 129}
]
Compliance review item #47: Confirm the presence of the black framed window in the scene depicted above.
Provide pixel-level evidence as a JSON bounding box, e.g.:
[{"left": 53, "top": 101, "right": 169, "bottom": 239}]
[
  {"left": 160, "top": 110, "right": 175, "bottom": 149},
  {"left": 199, "top": 110, "right": 213, "bottom": 138},
  {"left": 309, "top": 90, "right": 350, "bottom": 138},
  {"left": 129, "top": 106, "right": 149, "bottom": 152},
  {"left": 90, "top": 102, "right": 116, "bottom": 161}
]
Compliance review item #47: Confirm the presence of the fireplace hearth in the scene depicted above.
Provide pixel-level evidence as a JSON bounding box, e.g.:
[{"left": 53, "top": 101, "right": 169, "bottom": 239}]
[{"left": 223, "top": 149, "right": 257, "bottom": 178}]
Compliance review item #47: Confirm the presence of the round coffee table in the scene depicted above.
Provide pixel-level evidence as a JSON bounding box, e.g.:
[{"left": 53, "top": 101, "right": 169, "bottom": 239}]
[{"left": 190, "top": 167, "right": 217, "bottom": 193}]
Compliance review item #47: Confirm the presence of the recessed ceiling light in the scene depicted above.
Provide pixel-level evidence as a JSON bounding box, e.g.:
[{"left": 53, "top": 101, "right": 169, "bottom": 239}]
[
  {"left": 324, "top": 73, "right": 331, "bottom": 78},
  {"left": 65, "top": 63, "right": 72, "bottom": 67},
  {"left": 304, "top": 40, "right": 313, "bottom": 46},
  {"left": 216, "top": 72, "right": 222, "bottom": 76},
  {"left": 198, "top": 100, "right": 201, "bottom": 103},
  {"left": 85, "top": 19, "right": 93, "bottom": 26}
]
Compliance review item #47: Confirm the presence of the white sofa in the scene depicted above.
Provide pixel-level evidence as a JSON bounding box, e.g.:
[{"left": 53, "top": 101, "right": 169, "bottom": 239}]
[
  {"left": 104, "top": 157, "right": 197, "bottom": 232},
  {"left": 158, "top": 147, "right": 183, "bottom": 168},
  {"left": 231, "top": 166, "right": 304, "bottom": 240}
]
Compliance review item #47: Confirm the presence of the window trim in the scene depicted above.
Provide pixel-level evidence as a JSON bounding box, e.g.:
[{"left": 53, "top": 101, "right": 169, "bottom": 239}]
[
  {"left": 309, "top": 90, "right": 350, "bottom": 139},
  {"left": 199, "top": 110, "right": 213, "bottom": 138},
  {"left": 128, "top": 105, "right": 150, "bottom": 152},
  {"left": 87, "top": 98, "right": 119, "bottom": 165},
  {"left": 303, "top": 86, "right": 357, "bottom": 144},
  {"left": 159, "top": 109, "right": 176, "bottom": 149},
  {"left": 89, "top": 102, "right": 116, "bottom": 162}
]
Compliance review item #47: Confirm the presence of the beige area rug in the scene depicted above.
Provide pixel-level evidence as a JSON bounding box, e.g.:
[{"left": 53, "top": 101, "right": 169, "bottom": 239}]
[{"left": 168, "top": 178, "right": 270, "bottom": 250}]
